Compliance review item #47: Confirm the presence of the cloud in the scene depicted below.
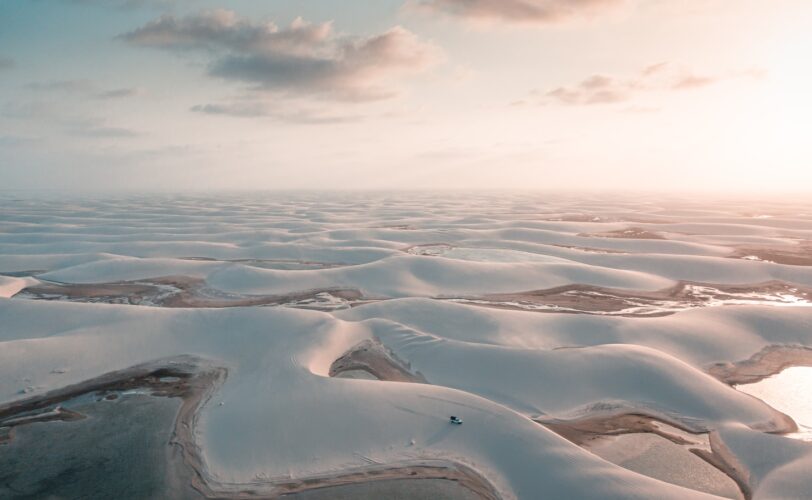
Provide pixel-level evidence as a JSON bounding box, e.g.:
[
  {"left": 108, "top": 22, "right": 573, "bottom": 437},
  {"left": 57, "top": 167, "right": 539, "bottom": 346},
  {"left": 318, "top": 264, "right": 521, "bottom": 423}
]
[
  {"left": 68, "top": 123, "right": 141, "bottom": 138},
  {"left": 2, "top": 100, "right": 140, "bottom": 139},
  {"left": 94, "top": 87, "right": 143, "bottom": 99},
  {"left": 26, "top": 79, "right": 96, "bottom": 93},
  {"left": 25, "top": 79, "right": 142, "bottom": 99},
  {"left": 537, "top": 62, "right": 763, "bottom": 106},
  {"left": 0, "top": 57, "right": 15, "bottom": 71},
  {"left": 191, "top": 100, "right": 363, "bottom": 124},
  {"left": 408, "top": 0, "right": 626, "bottom": 24},
  {"left": 38, "top": 0, "right": 186, "bottom": 10},
  {"left": 0, "top": 135, "right": 38, "bottom": 148},
  {"left": 120, "top": 10, "right": 442, "bottom": 102}
]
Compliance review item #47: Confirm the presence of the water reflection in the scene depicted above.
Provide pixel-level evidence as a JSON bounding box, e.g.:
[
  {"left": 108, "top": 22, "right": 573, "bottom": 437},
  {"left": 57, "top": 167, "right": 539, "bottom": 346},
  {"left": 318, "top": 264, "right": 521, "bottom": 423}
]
[{"left": 737, "top": 367, "right": 812, "bottom": 441}]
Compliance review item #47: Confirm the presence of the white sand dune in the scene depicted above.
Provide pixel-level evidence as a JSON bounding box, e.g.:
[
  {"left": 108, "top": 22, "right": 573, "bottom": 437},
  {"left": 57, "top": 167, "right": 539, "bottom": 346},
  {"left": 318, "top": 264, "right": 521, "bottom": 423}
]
[{"left": 2, "top": 192, "right": 812, "bottom": 499}]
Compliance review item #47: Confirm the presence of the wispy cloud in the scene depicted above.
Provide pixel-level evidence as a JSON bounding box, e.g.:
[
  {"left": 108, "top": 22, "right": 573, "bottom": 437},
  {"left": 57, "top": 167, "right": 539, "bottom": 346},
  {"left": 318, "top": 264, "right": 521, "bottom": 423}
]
[
  {"left": 191, "top": 100, "right": 363, "bottom": 124},
  {"left": 94, "top": 87, "right": 143, "bottom": 99},
  {"left": 408, "top": 0, "right": 626, "bottom": 25},
  {"left": 38, "top": 0, "right": 187, "bottom": 10},
  {"left": 26, "top": 79, "right": 95, "bottom": 93},
  {"left": 67, "top": 122, "right": 141, "bottom": 138},
  {"left": 120, "top": 10, "right": 442, "bottom": 102},
  {"left": 0, "top": 135, "right": 38, "bottom": 148},
  {"left": 2, "top": 101, "right": 140, "bottom": 139},
  {"left": 25, "top": 79, "right": 142, "bottom": 99},
  {"left": 526, "top": 63, "right": 765, "bottom": 106},
  {"left": 0, "top": 56, "right": 14, "bottom": 71}
]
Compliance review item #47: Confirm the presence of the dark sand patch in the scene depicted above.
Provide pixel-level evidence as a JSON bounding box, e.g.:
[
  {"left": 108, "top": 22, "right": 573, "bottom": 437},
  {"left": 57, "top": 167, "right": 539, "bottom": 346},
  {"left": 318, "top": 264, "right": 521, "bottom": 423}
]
[
  {"left": 403, "top": 243, "right": 455, "bottom": 256},
  {"left": 14, "top": 276, "right": 368, "bottom": 311},
  {"left": 708, "top": 345, "right": 812, "bottom": 385},
  {"left": 538, "top": 412, "right": 752, "bottom": 499},
  {"left": 578, "top": 227, "right": 666, "bottom": 240},
  {"left": 691, "top": 432, "right": 753, "bottom": 500},
  {"left": 544, "top": 214, "right": 614, "bottom": 223},
  {"left": 732, "top": 242, "right": 812, "bottom": 266},
  {"left": 538, "top": 412, "right": 704, "bottom": 447},
  {"left": 330, "top": 339, "right": 427, "bottom": 383},
  {"left": 251, "top": 461, "right": 500, "bottom": 500},
  {"left": 446, "top": 281, "right": 812, "bottom": 317},
  {"left": 542, "top": 215, "right": 668, "bottom": 224},
  {"left": 588, "top": 433, "right": 743, "bottom": 499},
  {"left": 375, "top": 225, "right": 419, "bottom": 231},
  {"left": 285, "top": 477, "right": 483, "bottom": 499},
  {"left": 551, "top": 244, "right": 629, "bottom": 254},
  {"left": 180, "top": 258, "right": 347, "bottom": 271}
]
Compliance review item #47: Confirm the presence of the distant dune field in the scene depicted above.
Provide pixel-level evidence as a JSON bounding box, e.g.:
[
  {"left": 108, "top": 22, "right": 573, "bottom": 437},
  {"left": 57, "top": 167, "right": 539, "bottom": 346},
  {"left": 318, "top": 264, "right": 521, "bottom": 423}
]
[{"left": 2, "top": 192, "right": 812, "bottom": 499}]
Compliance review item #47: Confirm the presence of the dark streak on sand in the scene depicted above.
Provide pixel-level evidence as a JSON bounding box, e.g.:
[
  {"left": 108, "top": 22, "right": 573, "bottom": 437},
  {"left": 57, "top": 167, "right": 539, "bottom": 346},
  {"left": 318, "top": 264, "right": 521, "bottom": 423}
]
[{"left": 0, "top": 357, "right": 498, "bottom": 499}]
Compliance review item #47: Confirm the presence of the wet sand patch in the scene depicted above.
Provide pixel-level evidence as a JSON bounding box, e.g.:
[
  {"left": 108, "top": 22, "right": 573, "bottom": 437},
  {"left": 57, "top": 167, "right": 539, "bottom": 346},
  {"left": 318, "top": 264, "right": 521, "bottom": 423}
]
[
  {"left": 404, "top": 244, "right": 455, "bottom": 256},
  {"left": 544, "top": 214, "right": 614, "bottom": 223},
  {"left": 588, "top": 433, "right": 743, "bottom": 499},
  {"left": 538, "top": 411, "right": 706, "bottom": 446},
  {"left": 542, "top": 215, "right": 668, "bottom": 224},
  {"left": 708, "top": 345, "right": 812, "bottom": 385},
  {"left": 537, "top": 412, "right": 752, "bottom": 499},
  {"left": 14, "top": 277, "right": 369, "bottom": 311},
  {"left": 578, "top": 227, "right": 666, "bottom": 240},
  {"left": 330, "top": 339, "right": 427, "bottom": 383},
  {"left": 446, "top": 281, "right": 812, "bottom": 317},
  {"left": 251, "top": 461, "right": 500, "bottom": 500},
  {"left": 551, "top": 244, "right": 629, "bottom": 254},
  {"left": 732, "top": 242, "right": 812, "bottom": 266},
  {"left": 181, "top": 258, "right": 348, "bottom": 271},
  {"left": 284, "top": 477, "right": 484, "bottom": 499}
]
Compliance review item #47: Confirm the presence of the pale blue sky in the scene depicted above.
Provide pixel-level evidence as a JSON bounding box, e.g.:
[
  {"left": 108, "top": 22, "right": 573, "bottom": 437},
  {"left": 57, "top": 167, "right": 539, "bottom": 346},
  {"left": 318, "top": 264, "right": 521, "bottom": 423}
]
[{"left": 1, "top": 0, "right": 811, "bottom": 192}]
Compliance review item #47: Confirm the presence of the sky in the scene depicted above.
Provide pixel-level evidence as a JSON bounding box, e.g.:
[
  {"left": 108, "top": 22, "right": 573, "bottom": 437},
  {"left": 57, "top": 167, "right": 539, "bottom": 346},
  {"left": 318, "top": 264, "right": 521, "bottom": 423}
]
[{"left": 1, "top": 0, "right": 811, "bottom": 192}]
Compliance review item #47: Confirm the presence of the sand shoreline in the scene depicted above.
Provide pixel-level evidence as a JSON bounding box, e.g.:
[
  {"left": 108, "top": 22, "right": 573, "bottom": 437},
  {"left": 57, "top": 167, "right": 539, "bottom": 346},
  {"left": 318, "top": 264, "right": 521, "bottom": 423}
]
[
  {"left": 708, "top": 345, "right": 812, "bottom": 385},
  {"left": 0, "top": 356, "right": 501, "bottom": 500}
]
